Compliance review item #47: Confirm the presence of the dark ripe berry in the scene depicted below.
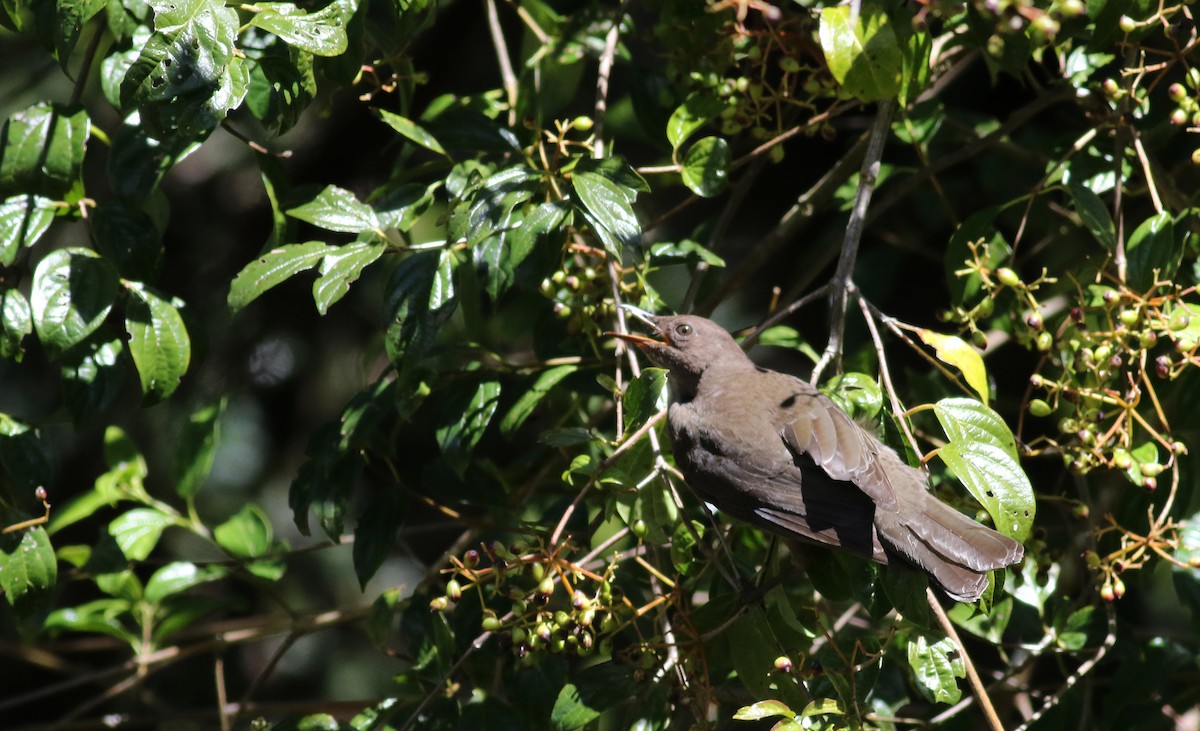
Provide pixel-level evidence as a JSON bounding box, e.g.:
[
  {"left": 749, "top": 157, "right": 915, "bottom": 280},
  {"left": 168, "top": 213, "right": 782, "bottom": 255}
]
[
  {"left": 464, "top": 549, "right": 480, "bottom": 567},
  {"left": 1070, "top": 307, "right": 1085, "bottom": 322},
  {"left": 572, "top": 590, "right": 588, "bottom": 609},
  {"left": 1026, "top": 312, "right": 1043, "bottom": 330},
  {"left": 1156, "top": 355, "right": 1171, "bottom": 378},
  {"left": 35, "top": 486, "right": 47, "bottom": 501}
]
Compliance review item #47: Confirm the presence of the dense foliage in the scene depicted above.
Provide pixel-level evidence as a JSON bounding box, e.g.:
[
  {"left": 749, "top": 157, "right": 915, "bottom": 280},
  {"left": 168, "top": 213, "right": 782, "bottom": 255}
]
[{"left": 1, "top": 0, "right": 1199, "bottom": 728}]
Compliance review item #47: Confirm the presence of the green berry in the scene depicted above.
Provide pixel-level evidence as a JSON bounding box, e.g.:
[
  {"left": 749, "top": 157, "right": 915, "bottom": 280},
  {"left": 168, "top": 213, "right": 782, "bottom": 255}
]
[
  {"left": 1118, "top": 15, "right": 1137, "bottom": 33},
  {"left": 996, "top": 267, "right": 1021, "bottom": 287},
  {"left": 1036, "top": 331, "right": 1053, "bottom": 352},
  {"left": 482, "top": 615, "right": 502, "bottom": 632},
  {"left": 1119, "top": 308, "right": 1139, "bottom": 326},
  {"left": 1028, "top": 398, "right": 1053, "bottom": 417}
]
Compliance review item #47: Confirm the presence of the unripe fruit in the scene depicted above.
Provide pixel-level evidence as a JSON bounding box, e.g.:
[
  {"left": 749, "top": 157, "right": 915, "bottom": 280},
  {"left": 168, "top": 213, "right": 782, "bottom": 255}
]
[
  {"left": 482, "top": 615, "right": 503, "bottom": 632},
  {"left": 1119, "top": 308, "right": 1139, "bottom": 326},
  {"left": 430, "top": 596, "right": 449, "bottom": 612},
  {"left": 1169, "top": 310, "right": 1191, "bottom": 331},
  {"left": 572, "top": 116, "right": 594, "bottom": 131},
  {"left": 1101, "top": 582, "right": 1115, "bottom": 601},
  {"left": 996, "top": 267, "right": 1021, "bottom": 287},
  {"left": 1112, "top": 577, "right": 1126, "bottom": 598},
  {"left": 773, "top": 656, "right": 794, "bottom": 672},
  {"left": 1028, "top": 398, "right": 1053, "bottom": 417},
  {"left": 446, "top": 579, "right": 462, "bottom": 601},
  {"left": 972, "top": 330, "right": 988, "bottom": 349},
  {"left": 1118, "top": 15, "right": 1137, "bottom": 33},
  {"left": 976, "top": 297, "right": 994, "bottom": 317},
  {"left": 1026, "top": 312, "right": 1043, "bottom": 330},
  {"left": 35, "top": 486, "right": 47, "bottom": 501},
  {"left": 1037, "top": 331, "right": 1053, "bottom": 352},
  {"left": 631, "top": 519, "right": 647, "bottom": 538}
]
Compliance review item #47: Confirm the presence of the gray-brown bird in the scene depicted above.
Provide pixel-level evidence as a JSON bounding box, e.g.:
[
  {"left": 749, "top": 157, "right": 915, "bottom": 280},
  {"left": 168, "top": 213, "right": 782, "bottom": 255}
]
[{"left": 612, "top": 308, "right": 1024, "bottom": 602}]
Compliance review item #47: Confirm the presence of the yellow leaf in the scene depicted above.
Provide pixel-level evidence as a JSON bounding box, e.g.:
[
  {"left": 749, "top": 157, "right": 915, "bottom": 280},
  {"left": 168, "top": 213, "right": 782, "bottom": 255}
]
[{"left": 917, "top": 330, "right": 989, "bottom": 405}]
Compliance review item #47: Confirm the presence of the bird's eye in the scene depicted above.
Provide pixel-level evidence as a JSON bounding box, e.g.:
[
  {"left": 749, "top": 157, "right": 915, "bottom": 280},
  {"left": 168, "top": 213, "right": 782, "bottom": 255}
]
[{"left": 676, "top": 323, "right": 693, "bottom": 337}]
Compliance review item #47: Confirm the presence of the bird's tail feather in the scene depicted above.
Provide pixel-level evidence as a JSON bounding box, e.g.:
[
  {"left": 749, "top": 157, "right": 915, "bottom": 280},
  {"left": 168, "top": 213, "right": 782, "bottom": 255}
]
[{"left": 876, "top": 494, "right": 1024, "bottom": 602}]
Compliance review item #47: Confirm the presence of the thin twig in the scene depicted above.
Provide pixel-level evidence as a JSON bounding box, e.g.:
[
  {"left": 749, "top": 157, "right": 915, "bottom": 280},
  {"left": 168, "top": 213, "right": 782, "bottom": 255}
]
[
  {"left": 592, "top": 3, "right": 627, "bottom": 158},
  {"left": 927, "top": 588, "right": 1005, "bottom": 731},
  {"left": 812, "top": 98, "right": 895, "bottom": 383},
  {"left": 485, "top": 0, "right": 519, "bottom": 128}
]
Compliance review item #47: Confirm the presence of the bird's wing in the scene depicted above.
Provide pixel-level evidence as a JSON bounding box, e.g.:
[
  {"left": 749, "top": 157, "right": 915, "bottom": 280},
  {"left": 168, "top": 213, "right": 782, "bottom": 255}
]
[{"left": 776, "top": 380, "right": 900, "bottom": 511}]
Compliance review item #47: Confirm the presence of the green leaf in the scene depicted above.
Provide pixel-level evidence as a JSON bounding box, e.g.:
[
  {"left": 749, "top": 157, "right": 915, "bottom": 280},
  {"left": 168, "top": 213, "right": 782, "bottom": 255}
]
[
  {"left": 1126, "top": 211, "right": 1177, "bottom": 291},
  {"left": 1067, "top": 181, "right": 1116, "bottom": 253},
  {"left": 109, "top": 507, "right": 177, "bottom": 561},
  {"left": 733, "top": 700, "right": 795, "bottom": 721},
  {"left": 680, "top": 136, "right": 730, "bottom": 198},
  {"left": 45, "top": 598, "right": 136, "bottom": 643},
  {"left": 933, "top": 398, "right": 1035, "bottom": 541},
  {"left": 124, "top": 284, "right": 191, "bottom": 400},
  {"left": 647, "top": 239, "right": 726, "bottom": 267},
  {"left": 906, "top": 632, "right": 964, "bottom": 704},
  {"left": 214, "top": 504, "right": 273, "bottom": 558},
  {"left": 551, "top": 662, "right": 637, "bottom": 730},
  {"left": 174, "top": 400, "right": 224, "bottom": 499},
  {"left": 313, "top": 241, "right": 385, "bottom": 315},
  {"left": 670, "top": 519, "right": 702, "bottom": 575},
  {"left": 818, "top": 4, "right": 902, "bottom": 101},
  {"left": 383, "top": 249, "right": 457, "bottom": 365},
  {"left": 917, "top": 329, "right": 989, "bottom": 405},
  {"left": 0, "top": 527, "right": 56, "bottom": 604},
  {"left": 573, "top": 170, "right": 641, "bottom": 261},
  {"left": 823, "top": 371, "right": 883, "bottom": 421},
  {"left": 666, "top": 92, "right": 723, "bottom": 150},
  {"left": 287, "top": 185, "right": 380, "bottom": 233},
  {"left": 107, "top": 123, "right": 202, "bottom": 203},
  {"left": 1, "top": 287, "right": 32, "bottom": 360},
  {"left": 31, "top": 247, "right": 118, "bottom": 353},
  {"left": 376, "top": 108, "right": 448, "bottom": 156},
  {"left": 538, "top": 427, "right": 594, "bottom": 448},
  {"left": 0, "top": 194, "right": 56, "bottom": 264},
  {"left": 500, "top": 365, "right": 578, "bottom": 437},
  {"left": 249, "top": 0, "right": 355, "bottom": 57},
  {"left": 245, "top": 39, "right": 316, "bottom": 134},
  {"left": 144, "top": 561, "right": 226, "bottom": 604},
  {"left": 352, "top": 488, "right": 406, "bottom": 588},
  {"left": 121, "top": 1, "right": 244, "bottom": 136},
  {"left": 372, "top": 182, "right": 435, "bottom": 232},
  {"left": 0, "top": 414, "right": 52, "bottom": 492},
  {"left": 0, "top": 102, "right": 90, "bottom": 198},
  {"left": 435, "top": 380, "right": 501, "bottom": 475},
  {"left": 623, "top": 367, "right": 666, "bottom": 433},
  {"left": 228, "top": 241, "right": 333, "bottom": 312}
]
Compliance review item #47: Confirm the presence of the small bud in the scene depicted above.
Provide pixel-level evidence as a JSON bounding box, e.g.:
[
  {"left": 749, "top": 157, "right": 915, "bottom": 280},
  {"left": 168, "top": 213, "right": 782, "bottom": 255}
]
[
  {"left": 1143, "top": 476, "right": 1157, "bottom": 491},
  {"left": 1156, "top": 355, "right": 1171, "bottom": 378},
  {"left": 430, "top": 596, "right": 450, "bottom": 612},
  {"left": 1112, "top": 577, "right": 1126, "bottom": 598},
  {"left": 35, "top": 486, "right": 47, "bottom": 501},
  {"left": 572, "top": 590, "right": 589, "bottom": 609},
  {"left": 446, "top": 579, "right": 462, "bottom": 601},
  {"left": 1118, "top": 15, "right": 1137, "bottom": 33},
  {"left": 1101, "top": 582, "right": 1115, "bottom": 602},
  {"left": 1026, "top": 312, "right": 1043, "bottom": 330},
  {"left": 464, "top": 549, "right": 480, "bottom": 567}
]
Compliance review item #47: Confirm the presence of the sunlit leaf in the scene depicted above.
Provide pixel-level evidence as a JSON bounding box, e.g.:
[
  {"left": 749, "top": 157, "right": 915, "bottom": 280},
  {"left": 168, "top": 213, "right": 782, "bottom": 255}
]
[
  {"left": 31, "top": 248, "right": 118, "bottom": 353},
  {"left": 918, "top": 329, "right": 989, "bottom": 405}
]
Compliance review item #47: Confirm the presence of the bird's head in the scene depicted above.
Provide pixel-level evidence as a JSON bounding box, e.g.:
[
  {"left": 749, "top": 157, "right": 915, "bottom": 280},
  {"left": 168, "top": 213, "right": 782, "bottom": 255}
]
[{"left": 609, "top": 306, "right": 751, "bottom": 398}]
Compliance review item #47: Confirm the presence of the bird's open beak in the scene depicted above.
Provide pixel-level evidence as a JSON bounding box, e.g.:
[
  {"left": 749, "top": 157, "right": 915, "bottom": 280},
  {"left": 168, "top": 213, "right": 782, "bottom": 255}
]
[{"left": 607, "top": 304, "right": 667, "bottom": 348}]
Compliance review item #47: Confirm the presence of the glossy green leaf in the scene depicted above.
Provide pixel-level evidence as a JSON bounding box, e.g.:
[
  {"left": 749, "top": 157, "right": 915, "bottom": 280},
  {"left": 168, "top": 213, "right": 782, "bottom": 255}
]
[
  {"left": 249, "top": 0, "right": 355, "bottom": 57},
  {"left": 733, "top": 700, "right": 795, "bottom": 721},
  {"left": 818, "top": 4, "right": 902, "bottom": 101},
  {"left": 144, "top": 561, "right": 227, "bottom": 604},
  {"left": 31, "top": 247, "right": 118, "bottom": 353},
  {"left": 245, "top": 41, "right": 316, "bottom": 134},
  {"left": 623, "top": 367, "right": 666, "bottom": 433},
  {"left": 823, "top": 371, "right": 884, "bottom": 421},
  {"left": 933, "top": 398, "right": 1035, "bottom": 541},
  {"left": 1126, "top": 211, "right": 1177, "bottom": 291},
  {"left": 53, "top": 0, "right": 107, "bottom": 68},
  {"left": 174, "top": 400, "right": 224, "bottom": 498},
  {"left": 214, "top": 504, "right": 273, "bottom": 558},
  {"left": 121, "top": 1, "right": 244, "bottom": 136},
  {"left": 1067, "top": 181, "right": 1116, "bottom": 253},
  {"left": 647, "top": 239, "right": 726, "bottom": 267},
  {"left": 918, "top": 329, "right": 989, "bottom": 405},
  {"left": 107, "top": 122, "right": 202, "bottom": 203},
  {"left": 680, "top": 136, "right": 730, "bottom": 198},
  {"left": 0, "top": 102, "right": 89, "bottom": 198},
  {"left": 435, "top": 380, "right": 501, "bottom": 475},
  {"left": 500, "top": 364, "right": 578, "bottom": 437},
  {"left": 377, "top": 108, "right": 448, "bottom": 156},
  {"left": 573, "top": 171, "right": 641, "bottom": 261},
  {"left": 383, "top": 249, "right": 457, "bottom": 365},
  {"left": 109, "top": 507, "right": 177, "bottom": 561},
  {"left": 124, "top": 284, "right": 191, "bottom": 400},
  {"left": 0, "top": 527, "right": 56, "bottom": 604},
  {"left": 0, "top": 194, "right": 56, "bottom": 263},
  {"left": 1, "top": 287, "right": 32, "bottom": 360},
  {"left": 907, "top": 632, "right": 964, "bottom": 704},
  {"left": 44, "top": 598, "right": 135, "bottom": 642},
  {"left": 372, "top": 182, "right": 435, "bottom": 232},
  {"left": 666, "top": 92, "right": 723, "bottom": 150},
  {"left": 228, "top": 241, "right": 333, "bottom": 312},
  {"left": 287, "top": 185, "right": 379, "bottom": 233},
  {"left": 352, "top": 488, "right": 406, "bottom": 588},
  {"left": 313, "top": 241, "right": 385, "bottom": 315}
]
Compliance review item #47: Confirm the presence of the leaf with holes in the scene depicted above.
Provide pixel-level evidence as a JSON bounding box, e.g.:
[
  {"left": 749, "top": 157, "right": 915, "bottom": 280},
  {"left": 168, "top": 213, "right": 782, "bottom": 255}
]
[
  {"left": 0, "top": 527, "right": 56, "bottom": 605},
  {"left": 249, "top": 0, "right": 354, "bottom": 57},
  {"left": 31, "top": 248, "right": 118, "bottom": 353},
  {"left": 933, "top": 398, "right": 1034, "bottom": 541},
  {"left": 907, "top": 632, "right": 964, "bottom": 704}
]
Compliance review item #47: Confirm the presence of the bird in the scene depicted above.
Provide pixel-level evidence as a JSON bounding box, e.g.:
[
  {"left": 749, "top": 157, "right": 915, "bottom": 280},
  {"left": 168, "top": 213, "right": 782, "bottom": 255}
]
[{"left": 610, "top": 307, "right": 1024, "bottom": 602}]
